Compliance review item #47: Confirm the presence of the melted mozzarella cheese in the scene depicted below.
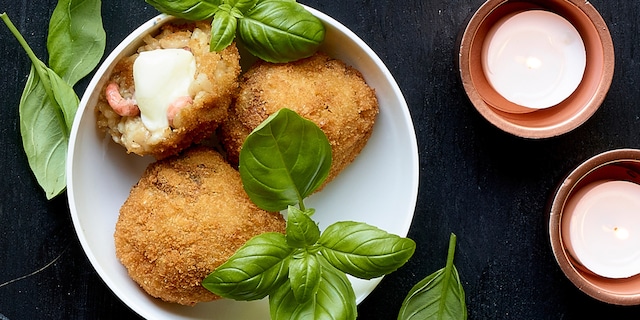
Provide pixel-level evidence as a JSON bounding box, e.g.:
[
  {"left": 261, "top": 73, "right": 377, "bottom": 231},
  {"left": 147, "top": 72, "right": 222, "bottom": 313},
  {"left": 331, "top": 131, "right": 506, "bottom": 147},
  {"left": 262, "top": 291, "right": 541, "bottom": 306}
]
[{"left": 133, "top": 48, "right": 196, "bottom": 134}]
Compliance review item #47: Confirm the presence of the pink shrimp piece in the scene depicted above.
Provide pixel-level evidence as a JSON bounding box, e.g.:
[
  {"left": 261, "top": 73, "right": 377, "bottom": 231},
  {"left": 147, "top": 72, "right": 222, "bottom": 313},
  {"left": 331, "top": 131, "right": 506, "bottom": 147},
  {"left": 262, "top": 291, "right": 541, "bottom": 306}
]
[
  {"left": 167, "top": 96, "right": 193, "bottom": 126},
  {"left": 105, "top": 82, "right": 140, "bottom": 117}
]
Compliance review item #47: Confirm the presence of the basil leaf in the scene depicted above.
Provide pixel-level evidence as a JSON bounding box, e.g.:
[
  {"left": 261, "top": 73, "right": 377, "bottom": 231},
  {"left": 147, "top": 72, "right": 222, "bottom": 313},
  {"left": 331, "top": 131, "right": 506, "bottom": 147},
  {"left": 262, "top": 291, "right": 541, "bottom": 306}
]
[
  {"left": 239, "top": 108, "right": 332, "bottom": 212},
  {"left": 288, "top": 249, "right": 321, "bottom": 303},
  {"left": 286, "top": 206, "right": 320, "bottom": 248},
  {"left": 210, "top": 9, "right": 238, "bottom": 52},
  {"left": 270, "top": 258, "right": 357, "bottom": 320},
  {"left": 2, "top": 13, "right": 80, "bottom": 199},
  {"left": 47, "top": 0, "right": 106, "bottom": 86},
  {"left": 19, "top": 66, "right": 70, "bottom": 199},
  {"left": 239, "top": 0, "right": 325, "bottom": 62},
  {"left": 202, "top": 232, "right": 293, "bottom": 300},
  {"left": 319, "top": 221, "right": 416, "bottom": 279},
  {"left": 145, "top": 0, "right": 221, "bottom": 20},
  {"left": 398, "top": 234, "right": 467, "bottom": 320}
]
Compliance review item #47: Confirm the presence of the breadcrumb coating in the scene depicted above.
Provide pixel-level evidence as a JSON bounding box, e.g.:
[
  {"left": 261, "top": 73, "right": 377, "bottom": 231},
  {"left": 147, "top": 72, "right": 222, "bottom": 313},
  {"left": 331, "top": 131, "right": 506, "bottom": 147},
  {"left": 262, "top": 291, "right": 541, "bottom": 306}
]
[
  {"left": 219, "top": 52, "right": 379, "bottom": 185},
  {"left": 96, "top": 21, "right": 241, "bottom": 159},
  {"left": 114, "top": 147, "right": 286, "bottom": 306}
]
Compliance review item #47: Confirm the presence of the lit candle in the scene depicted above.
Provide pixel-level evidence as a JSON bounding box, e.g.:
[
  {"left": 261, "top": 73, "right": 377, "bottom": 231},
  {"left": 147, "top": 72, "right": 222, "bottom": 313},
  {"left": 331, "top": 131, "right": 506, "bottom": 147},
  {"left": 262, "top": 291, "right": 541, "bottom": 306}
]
[
  {"left": 482, "top": 10, "right": 586, "bottom": 109},
  {"left": 562, "top": 180, "right": 640, "bottom": 279}
]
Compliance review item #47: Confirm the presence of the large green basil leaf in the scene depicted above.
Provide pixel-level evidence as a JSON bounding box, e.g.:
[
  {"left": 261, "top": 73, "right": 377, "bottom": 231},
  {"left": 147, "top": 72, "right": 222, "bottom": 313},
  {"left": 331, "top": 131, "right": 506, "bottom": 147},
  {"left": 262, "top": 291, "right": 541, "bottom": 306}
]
[
  {"left": 2, "top": 13, "right": 79, "bottom": 199},
  {"left": 19, "top": 66, "right": 70, "bottom": 199},
  {"left": 270, "top": 258, "right": 357, "bottom": 320},
  {"left": 398, "top": 234, "right": 467, "bottom": 320},
  {"left": 239, "top": 0, "right": 325, "bottom": 62},
  {"left": 202, "top": 232, "right": 293, "bottom": 300},
  {"left": 145, "top": 0, "right": 221, "bottom": 20},
  {"left": 286, "top": 206, "right": 320, "bottom": 248},
  {"left": 288, "top": 249, "right": 321, "bottom": 303},
  {"left": 239, "top": 108, "right": 332, "bottom": 212},
  {"left": 47, "top": 0, "right": 106, "bottom": 86},
  {"left": 319, "top": 221, "right": 416, "bottom": 279}
]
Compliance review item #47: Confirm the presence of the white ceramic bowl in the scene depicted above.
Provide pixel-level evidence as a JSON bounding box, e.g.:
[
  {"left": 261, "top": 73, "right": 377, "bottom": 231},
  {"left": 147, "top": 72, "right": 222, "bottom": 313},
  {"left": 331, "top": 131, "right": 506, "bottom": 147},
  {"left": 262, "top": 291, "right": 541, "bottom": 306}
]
[{"left": 68, "top": 7, "right": 418, "bottom": 319}]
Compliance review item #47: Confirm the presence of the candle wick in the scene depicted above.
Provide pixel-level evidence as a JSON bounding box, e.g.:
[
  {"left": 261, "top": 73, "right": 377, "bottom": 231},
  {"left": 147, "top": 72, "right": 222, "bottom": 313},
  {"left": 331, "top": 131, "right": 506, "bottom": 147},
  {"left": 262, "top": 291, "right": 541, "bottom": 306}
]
[
  {"left": 525, "top": 56, "right": 542, "bottom": 69},
  {"left": 612, "top": 226, "right": 630, "bottom": 240}
]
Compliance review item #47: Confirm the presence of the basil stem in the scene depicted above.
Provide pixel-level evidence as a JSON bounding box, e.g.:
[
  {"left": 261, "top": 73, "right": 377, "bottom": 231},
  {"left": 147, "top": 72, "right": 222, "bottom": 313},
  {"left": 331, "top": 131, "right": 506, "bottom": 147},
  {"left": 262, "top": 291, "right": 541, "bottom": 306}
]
[{"left": 398, "top": 233, "right": 467, "bottom": 320}]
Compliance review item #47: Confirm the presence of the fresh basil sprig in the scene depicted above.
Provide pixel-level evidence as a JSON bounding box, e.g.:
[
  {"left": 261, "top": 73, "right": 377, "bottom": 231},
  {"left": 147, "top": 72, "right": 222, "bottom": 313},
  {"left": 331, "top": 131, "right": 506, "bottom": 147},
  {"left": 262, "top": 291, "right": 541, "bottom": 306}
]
[
  {"left": 398, "top": 233, "right": 467, "bottom": 320},
  {"left": 203, "top": 109, "right": 416, "bottom": 320},
  {"left": 1, "top": 1, "right": 105, "bottom": 199},
  {"left": 145, "top": 0, "right": 325, "bottom": 63}
]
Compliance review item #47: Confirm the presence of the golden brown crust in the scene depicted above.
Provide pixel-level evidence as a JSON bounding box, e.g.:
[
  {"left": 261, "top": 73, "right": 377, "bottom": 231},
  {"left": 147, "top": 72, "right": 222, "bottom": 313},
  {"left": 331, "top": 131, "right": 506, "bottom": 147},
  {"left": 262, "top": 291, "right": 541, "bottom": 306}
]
[
  {"left": 114, "top": 147, "right": 286, "bottom": 306},
  {"left": 96, "top": 21, "right": 241, "bottom": 159},
  {"left": 219, "top": 52, "right": 379, "bottom": 184}
]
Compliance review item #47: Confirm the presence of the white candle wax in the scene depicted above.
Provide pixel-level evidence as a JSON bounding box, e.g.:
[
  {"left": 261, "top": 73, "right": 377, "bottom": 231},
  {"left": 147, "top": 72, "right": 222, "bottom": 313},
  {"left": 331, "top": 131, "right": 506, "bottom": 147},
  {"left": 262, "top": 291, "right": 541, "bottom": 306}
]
[
  {"left": 482, "top": 10, "right": 586, "bottom": 109},
  {"left": 562, "top": 180, "right": 640, "bottom": 279}
]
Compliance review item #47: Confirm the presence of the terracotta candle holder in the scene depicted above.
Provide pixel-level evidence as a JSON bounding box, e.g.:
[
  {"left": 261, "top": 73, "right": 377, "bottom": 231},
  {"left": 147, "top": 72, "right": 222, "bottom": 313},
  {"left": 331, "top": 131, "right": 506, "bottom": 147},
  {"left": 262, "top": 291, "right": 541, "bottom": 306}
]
[
  {"left": 549, "top": 149, "right": 640, "bottom": 305},
  {"left": 458, "top": 0, "right": 614, "bottom": 138}
]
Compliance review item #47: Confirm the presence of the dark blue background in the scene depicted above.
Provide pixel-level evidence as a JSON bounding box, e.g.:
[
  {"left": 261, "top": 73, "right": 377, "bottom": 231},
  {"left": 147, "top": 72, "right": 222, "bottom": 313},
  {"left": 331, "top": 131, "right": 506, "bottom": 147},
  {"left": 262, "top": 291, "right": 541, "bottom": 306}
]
[{"left": 1, "top": 0, "right": 640, "bottom": 319}]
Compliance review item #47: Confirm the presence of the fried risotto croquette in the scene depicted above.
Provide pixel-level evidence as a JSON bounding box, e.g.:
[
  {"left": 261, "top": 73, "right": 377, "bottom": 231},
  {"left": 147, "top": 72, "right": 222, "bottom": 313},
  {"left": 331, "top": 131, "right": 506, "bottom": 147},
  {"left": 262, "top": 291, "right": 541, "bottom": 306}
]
[
  {"left": 96, "top": 21, "right": 241, "bottom": 159},
  {"left": 114, "top": 147, "right": 285, "bottom": 306},
  {"left": 219, "top": 52, "right": 379, "bottom": 184}
]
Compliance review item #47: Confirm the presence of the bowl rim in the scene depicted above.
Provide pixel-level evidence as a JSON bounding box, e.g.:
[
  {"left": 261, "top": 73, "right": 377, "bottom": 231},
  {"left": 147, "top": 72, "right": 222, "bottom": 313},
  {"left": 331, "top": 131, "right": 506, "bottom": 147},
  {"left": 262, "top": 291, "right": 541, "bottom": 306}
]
[{"left": 66, "top": 6, "right": 419, "bottom": 319}]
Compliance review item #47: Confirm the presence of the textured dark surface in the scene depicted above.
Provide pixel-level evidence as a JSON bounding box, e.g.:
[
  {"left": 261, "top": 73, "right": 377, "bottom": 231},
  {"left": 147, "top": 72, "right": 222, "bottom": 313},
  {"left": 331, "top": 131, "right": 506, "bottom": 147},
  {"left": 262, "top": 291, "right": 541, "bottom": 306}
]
[{"left": 1, "top": 0, "right": 640, "bottom": 319}]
